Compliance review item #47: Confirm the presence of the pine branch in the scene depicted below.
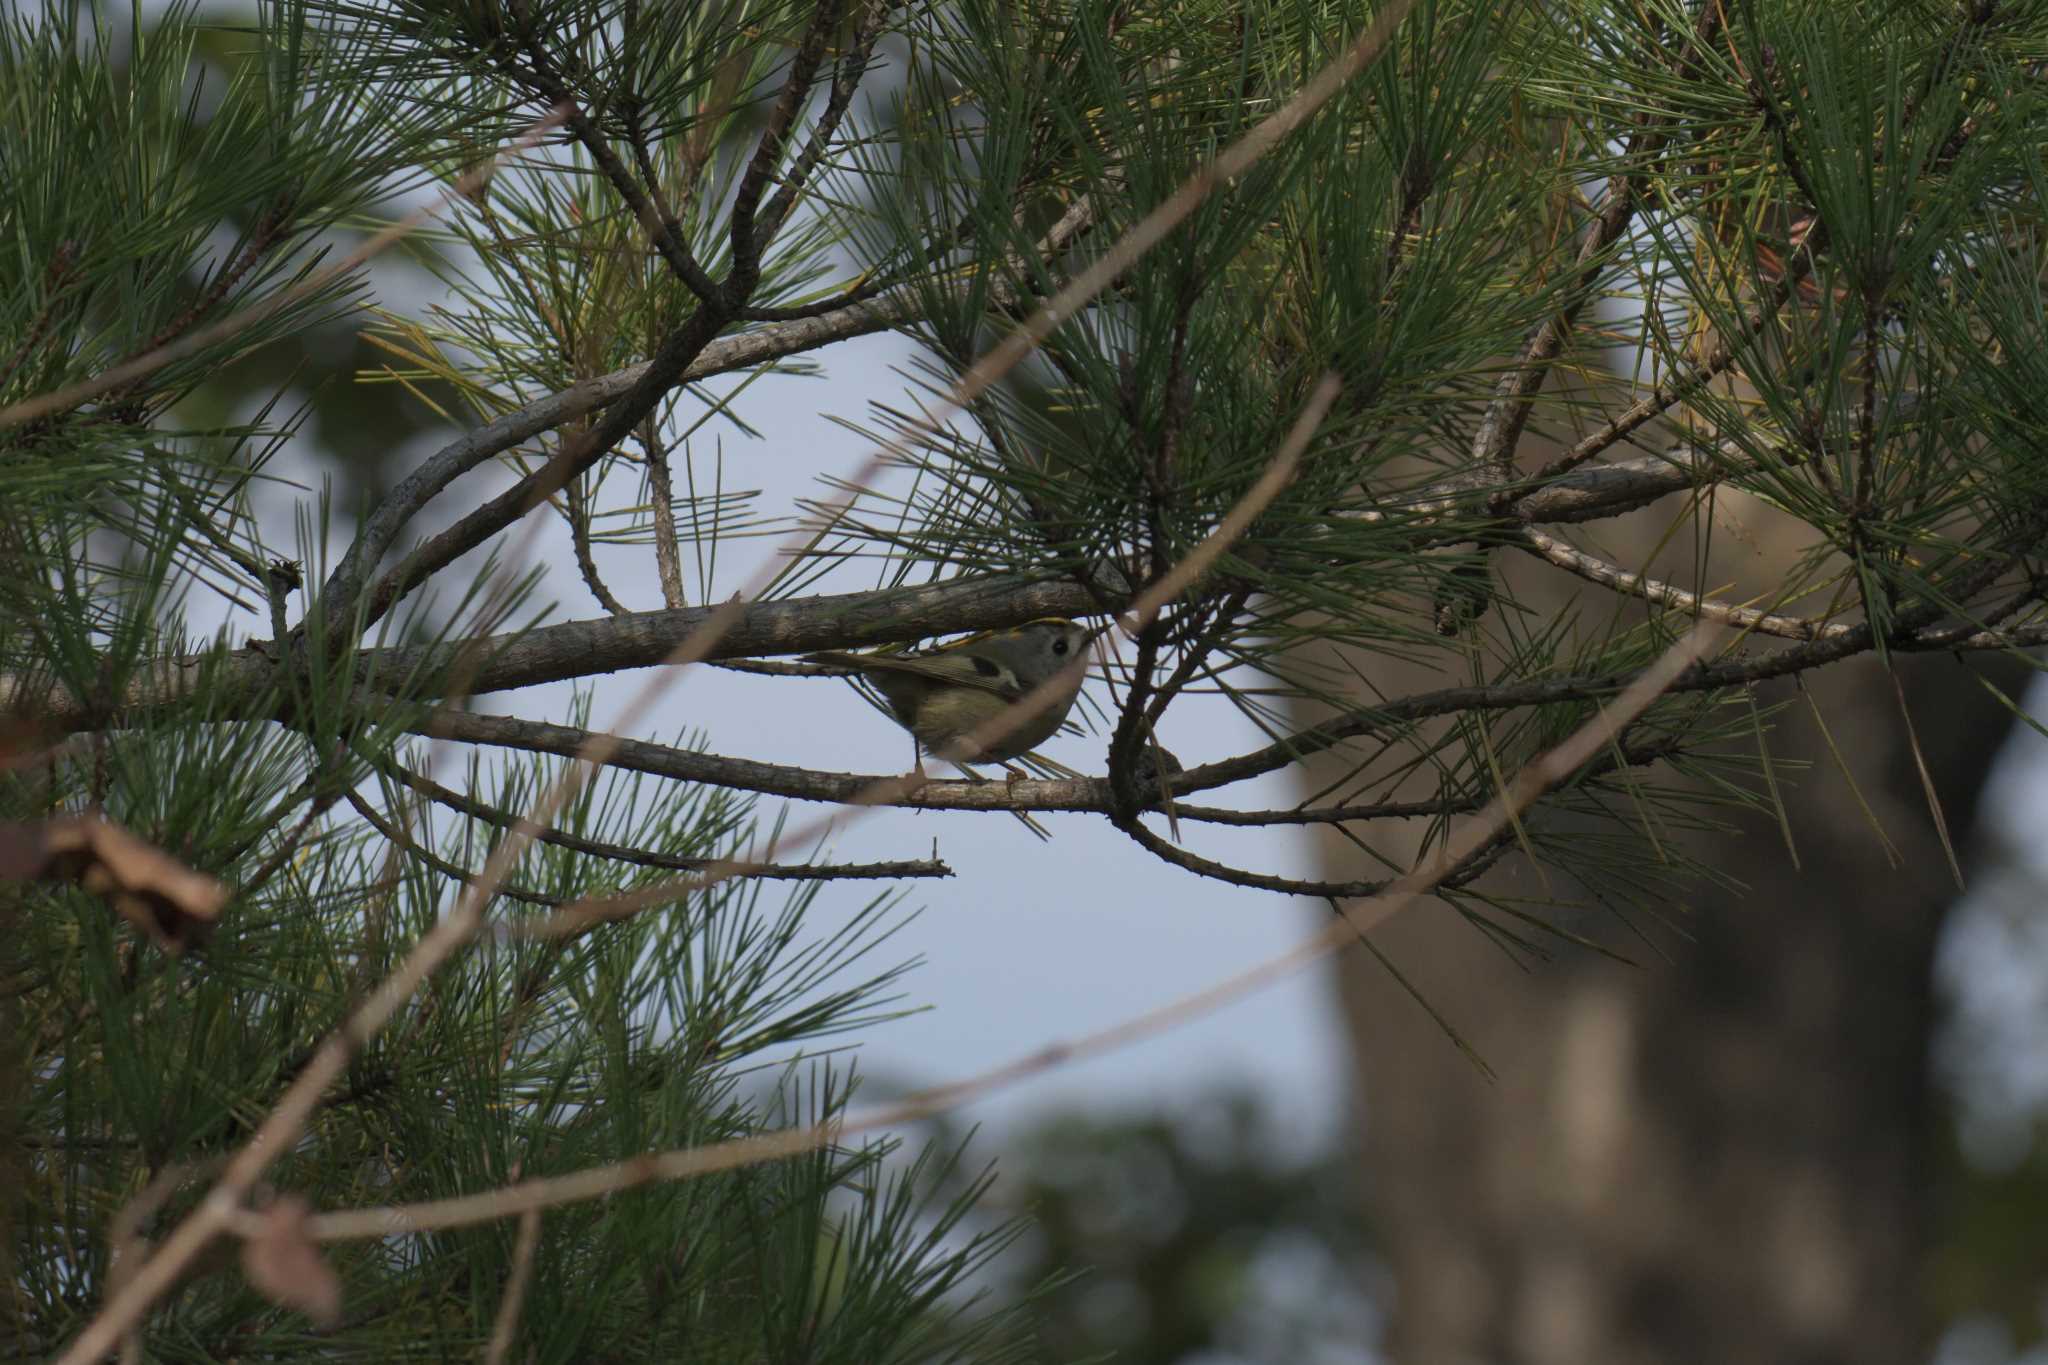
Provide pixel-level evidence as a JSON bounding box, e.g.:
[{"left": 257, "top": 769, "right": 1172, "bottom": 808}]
[
  {"left": 2, "top": 423, "right": 2023, "bottom": 735},
  {"left": 1471, "top": 0, "right": 1725, "bottom": 492},
  {"left": 1509, "top": 526, "right": 1852, "bottom": 641},
  {"left": 640, "top": 416, "right": 688, "bottom": 609},
  {"left": 33, "top": 1, "right": 2048, "bottom": 1358},
  {"left": 346, "top": 786, "right": 568, "bottom": 908},
  {"left": 381, "top": 753, "right": 951, "bottom": 882},
  {"left": 725, "top": 0, "right": 847, "bottom": 293}
]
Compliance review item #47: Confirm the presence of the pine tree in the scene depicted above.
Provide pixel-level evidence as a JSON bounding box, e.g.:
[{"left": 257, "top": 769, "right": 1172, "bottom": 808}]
[{"left": 5, "top": 0, "right": 2046, "bottom": 1357}]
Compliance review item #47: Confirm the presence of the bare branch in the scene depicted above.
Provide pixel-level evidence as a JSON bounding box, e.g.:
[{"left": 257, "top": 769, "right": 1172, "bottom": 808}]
[
  {"left": 641, "top": 418, "right": 687, "bottom": 609},
  {"left": 565, "top": 470, "right": 630, "bottom": 617},
  {"left": 484, "top": 1209, "right": 542, "bottom": 1365},
  {"left": 383, "top": 754, "right": 950, "bottom": 882},
  {"left": 726, "top": 0, "right": 847, "bottom": 288},
  {"left": 1512, "top": 525, "right": 1852, "bottom": 641},
  {"left": 14, "top": 577, "right": 1101, "bottom": 738}
]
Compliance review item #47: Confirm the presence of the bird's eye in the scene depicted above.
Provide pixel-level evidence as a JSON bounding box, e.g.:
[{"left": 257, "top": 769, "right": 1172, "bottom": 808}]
[{"left": 1052, "top": 638, "right": 1069, "bottom": 655}]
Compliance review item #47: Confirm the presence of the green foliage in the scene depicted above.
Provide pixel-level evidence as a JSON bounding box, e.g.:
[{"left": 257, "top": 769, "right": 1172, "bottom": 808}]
[
  {"left": 4, "top": 716, "right": 1041, "bottom": 1358},
  {"left": 7, "top": 0, "right": 2048, "bottom": 1353},
  {"left": 0, "top": 2, "right": 1043, "bottom": 1356}
]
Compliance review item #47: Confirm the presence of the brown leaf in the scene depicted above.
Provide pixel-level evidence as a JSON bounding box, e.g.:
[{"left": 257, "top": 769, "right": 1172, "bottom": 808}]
[
  {"left": 0, "top": 815, "right": 227, "bottom": 954},
  {"left": 241, "top": 1195, "right": 343, "bottom": 1329}
]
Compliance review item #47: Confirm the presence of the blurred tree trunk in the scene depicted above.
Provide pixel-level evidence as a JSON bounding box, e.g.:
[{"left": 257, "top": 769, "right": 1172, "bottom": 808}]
[
  {"left": 1314, "top": 597, "right": 2026, "bottom": 1364},
  {"left": 1291, "top": 397, "right": 2036, "bottom": 1364}
]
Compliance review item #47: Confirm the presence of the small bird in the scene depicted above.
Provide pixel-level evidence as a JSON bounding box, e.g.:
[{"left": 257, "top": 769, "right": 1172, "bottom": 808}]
[{"left": 802, "top": 619, "right": 1093, "bottom": 772}]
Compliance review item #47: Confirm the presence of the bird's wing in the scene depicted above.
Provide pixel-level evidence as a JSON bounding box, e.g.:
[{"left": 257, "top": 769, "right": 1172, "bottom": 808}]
[{"left": 801, "top": 649, "right": 1023, "bottom": 699}]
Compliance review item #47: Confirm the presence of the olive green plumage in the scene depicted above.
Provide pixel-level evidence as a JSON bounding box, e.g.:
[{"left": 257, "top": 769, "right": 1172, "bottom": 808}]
[{"left": 803, "top": 619, "right": 1092, "bottom": 765}]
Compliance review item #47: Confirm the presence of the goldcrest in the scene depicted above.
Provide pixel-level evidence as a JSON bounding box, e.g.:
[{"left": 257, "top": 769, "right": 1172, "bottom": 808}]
[{"left": 803, "top": 619, "right": 1093, "bottom": 766}]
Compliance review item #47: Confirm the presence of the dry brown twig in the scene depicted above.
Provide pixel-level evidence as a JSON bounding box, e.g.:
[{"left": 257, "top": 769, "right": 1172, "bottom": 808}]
[
  {"left": 484, "top": 1208, "right": 543, "bottom": 1365},
  {"left": 52, "top": 7, "right": 1422, "bottom": 1356}
]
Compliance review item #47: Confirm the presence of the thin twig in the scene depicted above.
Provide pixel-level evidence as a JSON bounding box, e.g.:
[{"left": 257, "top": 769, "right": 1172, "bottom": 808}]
[
  {"left": 346, "top": 787, "right": 566, "bottom": 907},
  {"left": 709, "top": 657, "right": 839, "bottom": 677},
  {"left": 1523, "top": 266, "right": 1808, "bottom": 486},
  {"left": 1512, "top": 525, "right": 1851, "bottom": 640},
  {"left": 383, "top": 754, "right": 950, "bottom": 882},
  {"left": 1167, "top": 731, "right": 1689, "bottom": 828},
  {"left": 641, "top": 417, "right": 688, "bottom": 609},
  {"left": 483, "top": 1209, "right": 542, "bottom": 1365},
  {"left": 726, "top": 0, "right": 848, "bottom": 287},
  {"left": 749, "top": 0, "right": 893, "bottom": 251},
  {"left": 565, "top": 468, "right": 630, "bottom": 617}
]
